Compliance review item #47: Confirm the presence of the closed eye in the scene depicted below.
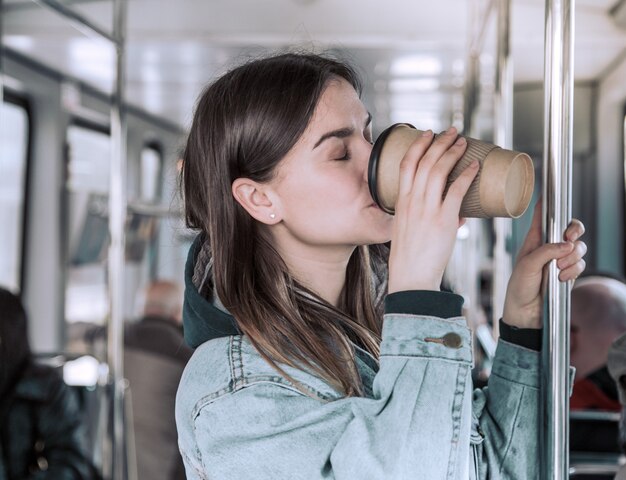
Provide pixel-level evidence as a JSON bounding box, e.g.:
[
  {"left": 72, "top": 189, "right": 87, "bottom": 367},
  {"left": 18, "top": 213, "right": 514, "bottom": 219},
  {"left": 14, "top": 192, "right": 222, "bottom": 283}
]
[{"left": 335, "top": 148, "right": 351, "bottom": 161}]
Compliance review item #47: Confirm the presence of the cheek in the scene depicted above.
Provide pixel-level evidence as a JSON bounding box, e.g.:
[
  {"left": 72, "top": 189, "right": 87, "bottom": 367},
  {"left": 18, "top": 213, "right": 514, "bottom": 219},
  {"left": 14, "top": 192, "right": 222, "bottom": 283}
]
[{"left": 283, "top": 170, "right": 361, "bottom": 213}]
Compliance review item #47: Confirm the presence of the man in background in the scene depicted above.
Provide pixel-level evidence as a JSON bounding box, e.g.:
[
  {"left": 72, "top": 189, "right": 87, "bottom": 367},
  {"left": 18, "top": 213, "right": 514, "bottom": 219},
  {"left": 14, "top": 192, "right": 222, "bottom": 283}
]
[
  {"left": 124, "top": 280, "right": 192, "bottom": 480},
  {"left": 609, "top": 319, "right": 626, "bottom": 480},
  {"left": 570, "top": 276, "right": 626, "bottom": 411}
]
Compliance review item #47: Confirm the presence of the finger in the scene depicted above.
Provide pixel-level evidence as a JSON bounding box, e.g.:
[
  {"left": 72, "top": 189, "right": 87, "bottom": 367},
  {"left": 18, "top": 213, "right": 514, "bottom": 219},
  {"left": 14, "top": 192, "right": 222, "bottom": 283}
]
[
  {"left": 397, "top": 130, "right": 434, "bottom": 199},
  {"left": 518, "top": 198, "right": 543, "bottom": 258},
  {"left": 425, "top": 136, "right": 468, "bottom": 198},
  {"left": 417, "top": 126, "right": 460, "bottom": 172},
  {"left": 556, "top": 241, "right": 587, "bottom": 270},
  {"left": 443, "top": 160, "right": 480, "bottom": 214},
  {"left": 564, "top": 219, "right": 585, "bottom": 242},
  {"left": 559, "top": 259, "right": 586, "bottom": 282},
  {"left": 411, "top": 128, "right": 464, "bottom": 208},
  {"left": 518, "top": 241, "right": 573, "bottom": 275}
]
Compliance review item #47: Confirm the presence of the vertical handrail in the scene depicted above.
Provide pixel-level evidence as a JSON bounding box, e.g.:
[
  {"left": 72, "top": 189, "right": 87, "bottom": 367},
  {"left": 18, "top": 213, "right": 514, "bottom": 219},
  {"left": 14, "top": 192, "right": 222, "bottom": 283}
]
[
  {"left": 541, "top": 0, "right": 574, "bottom": 478},
  {"left": 107, "top": 0, "right": 128, "bottom": 478},
  {"left": 6, "top": 1, "right": 128, "bottom": 475},
  {"left": 0, "top": 0, "right": 4, "bottom": 109},
  {"left": 494, "top": 0, "right": 513, "bottom": 149},
  {"left": 492, "top": 0, "right": 513, "bottom": 335}
]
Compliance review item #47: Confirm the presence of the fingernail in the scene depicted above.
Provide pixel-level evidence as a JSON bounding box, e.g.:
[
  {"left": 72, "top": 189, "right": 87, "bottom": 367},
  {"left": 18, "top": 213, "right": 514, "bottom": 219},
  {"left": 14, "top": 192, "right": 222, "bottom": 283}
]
[
  {"left": 446, "top": 126, "right": 456, "bottom": 135},
  {"left": 470, "top": 160, "right": 479, "bottom": 168},
  {"left": 421, "top": 129, "right": 432, "bottom": 137},
  {"left": 560, "top": 242, "right": 572, "bottom": 250},
  {"left": 455, "top": 137, "right": 466, "bottom": 146}
]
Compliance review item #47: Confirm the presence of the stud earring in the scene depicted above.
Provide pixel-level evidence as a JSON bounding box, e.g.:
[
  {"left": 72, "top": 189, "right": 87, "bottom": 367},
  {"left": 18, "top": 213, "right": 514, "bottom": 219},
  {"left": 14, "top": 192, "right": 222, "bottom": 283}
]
[{"left": 270, "top": 213, "right": 276, "bottom": 219}]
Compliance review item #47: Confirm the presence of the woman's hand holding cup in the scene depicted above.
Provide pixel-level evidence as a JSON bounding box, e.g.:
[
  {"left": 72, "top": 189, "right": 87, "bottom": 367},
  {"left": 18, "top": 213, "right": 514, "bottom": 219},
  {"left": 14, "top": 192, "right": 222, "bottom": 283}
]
[{"left": 387, "top": 127, "right": 480, "bottom": 293}]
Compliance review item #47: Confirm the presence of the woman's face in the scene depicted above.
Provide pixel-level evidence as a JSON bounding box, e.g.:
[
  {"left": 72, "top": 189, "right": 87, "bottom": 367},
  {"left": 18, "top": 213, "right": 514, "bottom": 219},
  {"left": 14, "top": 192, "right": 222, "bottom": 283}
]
[{"left": 268, "top": 78, "right": 393, "bottom": 249}]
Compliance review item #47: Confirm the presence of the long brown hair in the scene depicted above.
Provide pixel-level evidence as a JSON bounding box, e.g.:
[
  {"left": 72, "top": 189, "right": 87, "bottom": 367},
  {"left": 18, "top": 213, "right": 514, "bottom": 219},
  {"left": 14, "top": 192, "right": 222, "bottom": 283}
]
[{"left": 182, "top": 53, "right": 387, "bottom": 396}]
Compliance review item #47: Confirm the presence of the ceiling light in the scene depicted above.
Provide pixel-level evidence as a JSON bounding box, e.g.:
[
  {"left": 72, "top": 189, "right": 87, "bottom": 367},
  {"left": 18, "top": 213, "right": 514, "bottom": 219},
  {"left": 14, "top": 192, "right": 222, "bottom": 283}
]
[
  {"left": 390, "top": 55, "right": 442, "bottom": 76},
  {"left": 389, "top": 78, "right": 440, "bottom": 93}
]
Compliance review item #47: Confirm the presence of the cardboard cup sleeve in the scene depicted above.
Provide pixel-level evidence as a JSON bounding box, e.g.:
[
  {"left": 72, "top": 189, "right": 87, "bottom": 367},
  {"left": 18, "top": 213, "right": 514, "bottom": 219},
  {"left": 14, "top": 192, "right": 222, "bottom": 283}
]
[{"left": 368, "top": 123, "right": 535, "bottom": 218}]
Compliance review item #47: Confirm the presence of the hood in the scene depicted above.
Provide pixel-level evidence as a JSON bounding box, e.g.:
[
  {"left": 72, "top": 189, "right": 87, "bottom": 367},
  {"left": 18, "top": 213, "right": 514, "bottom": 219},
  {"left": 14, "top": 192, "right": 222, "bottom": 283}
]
[
  {"left": 183, "top": 234, "right": 240, "bottom": 348},
  {"left": 183, "top": 235, "right": 390, "bottom": 349}
]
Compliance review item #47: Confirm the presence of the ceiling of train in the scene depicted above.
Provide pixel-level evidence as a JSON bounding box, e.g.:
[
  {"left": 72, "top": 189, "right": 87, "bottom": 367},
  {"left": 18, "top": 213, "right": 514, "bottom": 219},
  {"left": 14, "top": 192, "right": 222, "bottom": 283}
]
[{"left": 3, "top": 0, "right": 626, "bottom": 133}]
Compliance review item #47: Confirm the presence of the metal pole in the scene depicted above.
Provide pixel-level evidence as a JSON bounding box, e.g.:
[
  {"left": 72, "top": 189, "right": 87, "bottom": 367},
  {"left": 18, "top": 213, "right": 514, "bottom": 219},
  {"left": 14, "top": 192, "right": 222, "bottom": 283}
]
[
  {"left": 541, "top": 0, "right": 574, "bottom": 478},
  {"left": 107, "top": 0, "right": 127, "bottom": 478},
  {"left": 492, "top": 0, "right": 513, "bottom": 334},
  {"left": 1, "top": 0, "right": 4, "bottom": 109}
]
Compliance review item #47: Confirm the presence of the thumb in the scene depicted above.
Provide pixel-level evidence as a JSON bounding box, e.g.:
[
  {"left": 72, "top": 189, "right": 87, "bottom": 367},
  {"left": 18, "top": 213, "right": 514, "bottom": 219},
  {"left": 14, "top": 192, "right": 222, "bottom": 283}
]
[{"left": 518, "top": 241, "right": 573, "bottom": 275}]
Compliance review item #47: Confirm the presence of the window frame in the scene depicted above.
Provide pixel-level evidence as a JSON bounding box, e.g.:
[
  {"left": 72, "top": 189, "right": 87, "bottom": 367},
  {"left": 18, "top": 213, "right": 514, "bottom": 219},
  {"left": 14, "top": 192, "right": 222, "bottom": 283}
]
[
  {"left": 140, "top": 140, "right": 164, "bottom": 280},
  {"left": 3, "top": 90, "right": 34, "bottom": 293},
  {"left": 622, "top": 103, "right": 626, "bottom": 276},
  {"left": 141, "top": 139, "right": 164, "bottom": 203},
  {"left": 62, "top": 119, "right": 112, "bottom": 325}
]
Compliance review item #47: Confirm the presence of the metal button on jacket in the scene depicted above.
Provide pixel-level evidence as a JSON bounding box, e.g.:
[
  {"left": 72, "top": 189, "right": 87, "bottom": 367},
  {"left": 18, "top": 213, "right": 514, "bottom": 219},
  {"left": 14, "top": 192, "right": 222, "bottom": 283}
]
[
  {"left": 424, "top": 333, "right": 463, "bottom": 349},
  {"left": 36, "top": 457, "right": 49, "bottom": 471}
]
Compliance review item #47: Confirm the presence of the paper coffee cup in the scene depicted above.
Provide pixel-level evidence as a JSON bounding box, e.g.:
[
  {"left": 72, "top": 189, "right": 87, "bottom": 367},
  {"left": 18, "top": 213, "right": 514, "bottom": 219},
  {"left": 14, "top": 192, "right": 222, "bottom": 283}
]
[{"left": 367, "top": 123, "right": 535, "bottom": 218}]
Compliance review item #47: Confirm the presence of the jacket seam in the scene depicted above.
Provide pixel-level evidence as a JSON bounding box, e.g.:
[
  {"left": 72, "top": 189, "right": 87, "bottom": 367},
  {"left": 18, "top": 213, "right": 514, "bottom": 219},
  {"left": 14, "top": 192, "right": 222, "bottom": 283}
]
[
  {"left": 383, "top": 314, "right": 467, "bottom": 324},
  {"left": 498, "top": 384, "right": 525, "bottom": 475},
  {"left": 489, "top": 370, "right": 539, "bottom": 389},
  {"left": 229, "top": 334, "right": 342, "bottom": 401},
  {"left": 379, "top": 353, "right": 472, "bottom": 365},
  {"left": 446, "top": 363, "right": 469, "bottom": 479},
  {"left": 229, "top": 335, "right": 245, "bottom": 390},
  {"left": 191, "top": 374, "right": 338, "bottom": 421},
  {"left": 241, "top": 376, "right": 338, "bottom": 401},
  {"left": 190, "top": 379, "right": 341, "bottom": 439},
  {"left": 498, "top": 338, "right": 542, "bottom": 354},
  {"left": 179, "top": 441, "right": 208, "bottom": 480}
]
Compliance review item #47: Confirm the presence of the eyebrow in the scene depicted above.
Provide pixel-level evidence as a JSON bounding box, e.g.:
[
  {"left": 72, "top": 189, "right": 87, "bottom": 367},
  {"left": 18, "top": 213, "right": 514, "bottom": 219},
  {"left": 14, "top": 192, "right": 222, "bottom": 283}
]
[{"left": 312, "top": 112, "right": 372, "bottom": 150}]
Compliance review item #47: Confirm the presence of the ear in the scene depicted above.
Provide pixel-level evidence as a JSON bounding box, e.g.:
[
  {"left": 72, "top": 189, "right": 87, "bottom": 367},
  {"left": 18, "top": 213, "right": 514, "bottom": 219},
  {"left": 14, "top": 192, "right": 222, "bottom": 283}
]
[{"left": 231, "top": 178, "right": 281, "bottom": 225}]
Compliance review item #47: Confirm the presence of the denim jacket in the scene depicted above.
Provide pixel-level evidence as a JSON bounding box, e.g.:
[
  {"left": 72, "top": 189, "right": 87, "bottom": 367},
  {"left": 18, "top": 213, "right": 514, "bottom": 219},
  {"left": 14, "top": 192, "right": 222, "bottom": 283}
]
[{"left": 176, "top": 237, "right": 541, "bottom": 479}]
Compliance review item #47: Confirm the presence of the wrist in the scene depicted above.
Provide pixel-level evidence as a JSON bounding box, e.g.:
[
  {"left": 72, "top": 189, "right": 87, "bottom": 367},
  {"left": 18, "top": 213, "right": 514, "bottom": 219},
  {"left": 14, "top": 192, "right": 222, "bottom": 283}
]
[
  {"left": 502, "top": 308, "right": 542, "bottom": 329},
  {"left": 388, "top": 272, "right": 442, "bottom": 294},
  {"left": 502, "top": 290, "right": 543, "bottom": 329},
  {"left": 388, "top": 282, "right": 440, "bottom": 294}
]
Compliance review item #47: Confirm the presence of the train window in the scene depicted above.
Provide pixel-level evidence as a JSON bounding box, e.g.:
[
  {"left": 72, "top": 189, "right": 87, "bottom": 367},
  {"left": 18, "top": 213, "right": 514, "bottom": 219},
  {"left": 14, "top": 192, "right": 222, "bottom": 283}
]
[
  {"left": 0, "top": 99, "right": 30, "bottom": 292},
  {"left": 65, "top": 124, "right": 111, "bottom": 324},
  {"left": 66, "top": 124, "right": 111, "bottom": 193},
  {"left": 140, "top": 144, "right": 162, "bottom": 202}
]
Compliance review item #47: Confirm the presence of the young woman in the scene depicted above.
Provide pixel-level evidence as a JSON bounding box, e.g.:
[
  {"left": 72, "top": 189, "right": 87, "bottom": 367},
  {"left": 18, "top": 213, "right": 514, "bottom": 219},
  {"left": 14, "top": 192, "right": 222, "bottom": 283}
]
[{"left": 176, "top": 53, "right": 586, "bottom": 479}]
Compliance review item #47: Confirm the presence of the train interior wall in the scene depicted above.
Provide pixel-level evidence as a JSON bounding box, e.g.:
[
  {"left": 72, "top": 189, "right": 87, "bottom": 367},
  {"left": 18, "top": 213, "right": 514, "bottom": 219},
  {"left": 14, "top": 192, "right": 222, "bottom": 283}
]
[
  {"left": 512, "top": 60, "right": 625, "bottom": 280},
  {"left": 5, "top": 46, "right": 626, "bottom": 355},
  {"left": 5, "top": 53, "right": 186, "bottom": 353}
]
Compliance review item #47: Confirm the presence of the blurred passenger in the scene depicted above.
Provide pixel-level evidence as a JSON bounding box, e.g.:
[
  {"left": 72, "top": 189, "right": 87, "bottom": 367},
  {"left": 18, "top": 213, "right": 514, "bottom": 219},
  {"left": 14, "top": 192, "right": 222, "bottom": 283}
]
[
  {"left": 0, "top": 287, "right": 95, "bottom": 479},
  {"left": 124, "top": 280, "right": 192, "bottom": 480},
  {"left": 608, "top": 333, "right": 626, "bottom": 480},
  {"left": 570, "top": 277, "right": 626, "bottom": 411}
]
